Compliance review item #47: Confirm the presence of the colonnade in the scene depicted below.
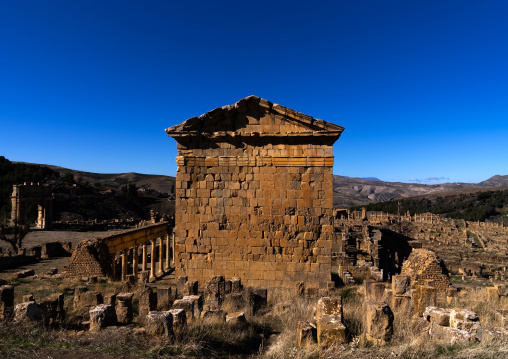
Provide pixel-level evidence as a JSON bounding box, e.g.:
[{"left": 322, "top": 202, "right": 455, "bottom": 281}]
[{"left": 105, "top": 222, "right": 173, "bottom": 282}]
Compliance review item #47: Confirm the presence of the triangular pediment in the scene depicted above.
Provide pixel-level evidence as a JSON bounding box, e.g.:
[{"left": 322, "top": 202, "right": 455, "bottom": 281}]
[{"left": 165, "top": 96, "right": 344, "bottom": 138}]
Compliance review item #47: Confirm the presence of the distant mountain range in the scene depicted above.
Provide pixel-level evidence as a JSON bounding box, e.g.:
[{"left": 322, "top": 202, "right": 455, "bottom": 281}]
[
  {"left": 333, "top": 175, "right": 508, "bottom": 208},
  {"left": 16, "top": 162, "right": 508, "bottom": 209}
]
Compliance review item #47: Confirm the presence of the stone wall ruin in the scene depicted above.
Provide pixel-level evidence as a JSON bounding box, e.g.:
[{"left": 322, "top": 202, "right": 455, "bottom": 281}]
[{"left": 166, "top": 95, "right": 344, "bottom": 290}]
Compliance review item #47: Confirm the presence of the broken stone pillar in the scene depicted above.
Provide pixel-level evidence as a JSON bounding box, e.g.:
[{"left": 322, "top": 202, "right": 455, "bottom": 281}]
[
  {"left": 89, "top": 304, "right": 116, "bottom": 331},
  {"left": 74, "top": 290, "right": 103, "bottom": 312},
  {"left": 204, "top": 275, "right": 225, "bottom": 310},
  {"left": 231, "top": 278, "right": 242, "bottom": 293},
  {"left": 173, "top": 295, "right": 202, "bottom": 320},
  {"left": 145, "top": 311, "right": 173, "bottom": 337},
  {"left": 176, "top": 276, "right": 188, "bottom": 297},
  {"left": 185, "top": 281, "right": 198, "bottom": 296},
  {"left": 157, "top": 286, "right": 174, "bottom": 310},
  {"left": 116, "top": 293, "right": 134, "bottom": 324},
  {"left": 315, "top": 297, "right": 347, "bottom": 347},
  {"left": 41, "top": 293, "right": 65, "bottom": 323},
  {"left": 0, "top": 285, "right": 14, "bottom": 320},
  {"left": 138, "top": 286, "right": 157, "bottom": 320},
  {"left": 364, "top": 302, "right": 394, "bottom": 345},
  {"left": 168, "top": 308, "right": 187, "bottom": 330}
]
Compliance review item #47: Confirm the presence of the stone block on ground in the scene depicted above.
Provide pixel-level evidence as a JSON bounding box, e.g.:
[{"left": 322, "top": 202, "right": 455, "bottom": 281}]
[
  {"left": 315, "top": 296, "right": 346, "bottom": 347},
  {"left": 145, "top": 311, "right": 173, "bottom": 337},
  {"left": 392, "top": 274, "right": 410, "bottom": 296},
  {"left": 363, "top": 301, "right": 394, "bottom": 345},
  {"left": 316, "top": 297, "right": 342, "bottom": 321},
  {"left": 41, "top": 293, "right": 65, "bottom": 323},
  {"left": 0, "top": 285, "right": 14, "bottom": 320},
  {"left": 449, "top": 308, "right": 481, "bottom": 335},
  {"left": 364, "top": 280, "right": 386, "bottom": 302},
  {"left": 14, "top": 302, "right": 47, "bottom": 323},
  {"left": 16, "top": 269, "right": 35, "bottom": 279},
  {"left": 429, "top": 322, "right": 472, "bottom": 344},
  {"left": 423, "top": 306, "right": 451, "bottom": 326},
  {"left": 204, "top": 275, "right": 225, "bottom": 310},
  {"left": 116, "top": 292, "right": 134, "bottom": 324},
  {"left": 138, "top": 285, "right": 157, "bottom": 319},
  {"left": 89, "top": 304, "right": 116, "bottom": 331},
  {"left": 157, "top": 287, "right": 174, "bottom": 310},
  {"left": 168, "top": 308, "right": 187, "bottom": 330},
  {"left": 231, "top": 277, "right": 242, "bottom": 293},
  {"left": 173, "top": 295, "right": 202, "bottom": 320}
]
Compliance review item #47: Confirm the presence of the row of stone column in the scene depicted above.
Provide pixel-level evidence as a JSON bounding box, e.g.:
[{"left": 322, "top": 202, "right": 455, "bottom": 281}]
[{"left": 113, "top": 234, "right": 173, "bottom": 282}]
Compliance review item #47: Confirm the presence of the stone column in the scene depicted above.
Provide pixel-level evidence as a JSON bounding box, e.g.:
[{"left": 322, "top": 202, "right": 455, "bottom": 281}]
[
  {"left": 133, "top": 245, "right": 139, "bottom": 282},
  {"left": 142, "top": 243, "right": 148, "bottom": 272},
  {"left": 150, "top": 239, "right": 156, "bottom": 280},
  {"left": 165, "top": 234, "right": 170, "bottom": 270},
  {"left": 112, "top": 255, "right": 116, "bottom": 280},
  {"left": 158, "top": 237, "right": 164, "bottom": 276},
  {"left": 122, "top": 249, "right": 128, "bottom": 281}
]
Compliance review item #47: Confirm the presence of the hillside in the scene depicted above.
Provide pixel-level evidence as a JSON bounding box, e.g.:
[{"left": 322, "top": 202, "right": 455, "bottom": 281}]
[
  {"left": 332, "top": 175, "right": 508, "bottom": 208},
  {"left": 353, "top": 188, "right": 508, "bottom": 224},
  {"left": 44, "top": 165, "right": 176, "bottom": 194}
]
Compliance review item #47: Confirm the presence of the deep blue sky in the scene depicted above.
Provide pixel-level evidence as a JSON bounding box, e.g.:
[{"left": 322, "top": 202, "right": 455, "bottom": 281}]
[{"left": 1, "top": 1, "right": 507, "bottom": 184}]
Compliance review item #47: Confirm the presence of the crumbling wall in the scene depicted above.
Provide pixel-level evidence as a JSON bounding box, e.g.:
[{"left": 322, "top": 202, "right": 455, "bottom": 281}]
[
  {"left": 65, "top": 238, "right": 112, "bottom": 278},
  {"left": 400, "top": 248, "right": 450, "bottom": 290}
]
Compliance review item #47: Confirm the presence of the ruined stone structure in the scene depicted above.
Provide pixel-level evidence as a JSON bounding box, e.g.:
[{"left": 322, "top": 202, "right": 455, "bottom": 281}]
[
  {"left": 10, "top": 183, "right": 53, "bottom": 229},
  {"left": 166, "top": 96, "right": 344, "bottom": 289},
  {"left": 65, "top": 222, "right": 172, "bottom": 281},
  {"left": 400, "top": 248, "right": 451, "bottom": 291}
]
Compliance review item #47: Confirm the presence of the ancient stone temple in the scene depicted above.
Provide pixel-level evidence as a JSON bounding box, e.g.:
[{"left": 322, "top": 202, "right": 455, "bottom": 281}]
[{"left": 166, "top": 96, "right": 344, "bottom": 290}]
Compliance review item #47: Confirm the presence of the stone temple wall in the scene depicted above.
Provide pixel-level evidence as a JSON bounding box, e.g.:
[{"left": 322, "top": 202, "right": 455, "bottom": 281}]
[{"left": 167, "top": 96, "right": 344, "bottom": 290}]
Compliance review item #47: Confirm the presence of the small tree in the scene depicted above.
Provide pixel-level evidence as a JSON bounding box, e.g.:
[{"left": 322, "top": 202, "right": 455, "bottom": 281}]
[{"left": 0, "top": 222, "right": 29, "bottom": 252}]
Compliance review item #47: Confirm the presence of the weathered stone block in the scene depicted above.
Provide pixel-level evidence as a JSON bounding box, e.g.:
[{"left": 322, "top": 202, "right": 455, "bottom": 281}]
[
  {"left": 392, "top": 274, "right": 410, "bottom": 296},
  {"left": 316, "top": 297, "right": 342, "bottom": 321},
  {"left": 0, "top": 285, "right": 14, "bottom": 320},
  {"left": 89, "top": 304, "right": 116, "bottom": 331},
  {"left": 145, "top": 311, "right": 173, "bottom": 337},
  {"left": 414, "top": 285, "right": 436, "bottom": 317},
  {"left": 116, "top": 292, "right": 134, "bottom": 324},
  {"left": 157, "top": 287, "right": 174, "bottom": 310},
  {"left": 450, "top": 308, "right": 481, "bottom": 335},
  {"left": 14, "top": 302, "right": 47, "bottom": 323},
  {"left": 423, "top": 306, "right": 450, "bottom": 326},
  {"left": 364, "top": 302, "right": 394, "bottom": 345},
  {"left": 364, "top": 280, "right": 386, "bottom": 302},
  {"left": 168, "top": 308, "right": 187, "bottom": 330},
  {"left": 41, "top": 293, "right": 65, "bottom": 323},
  {"left": 138, "top": 285, "right": 157, "bottom": 319},
  {"left": 316, "top": 315, "right": 347, "bottom": 347},
  {"left": 429, "top": 322, "right": 472, "bottom": 344}
]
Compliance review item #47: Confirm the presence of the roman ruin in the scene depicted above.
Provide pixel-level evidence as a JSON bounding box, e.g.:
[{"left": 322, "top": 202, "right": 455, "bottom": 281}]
[
  {"left": 10, "top": 183, "right": 53, "bottom": 229},
  {"left": 166, "top": 95, "right": 344, "bottom": 290}
]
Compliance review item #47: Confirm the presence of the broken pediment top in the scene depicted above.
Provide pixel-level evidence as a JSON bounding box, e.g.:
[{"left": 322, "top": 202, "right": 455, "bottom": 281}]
[{"left": 165, "top": 95, "right": 344, "bottom": 138}]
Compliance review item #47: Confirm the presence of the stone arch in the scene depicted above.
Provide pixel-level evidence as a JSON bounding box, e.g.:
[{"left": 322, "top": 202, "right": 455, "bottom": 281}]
[{"left": 10, "top": 183, "right": 53, "bottom": 229}]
